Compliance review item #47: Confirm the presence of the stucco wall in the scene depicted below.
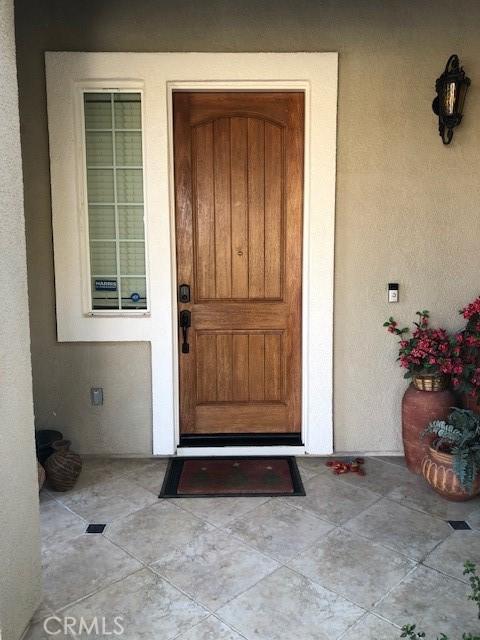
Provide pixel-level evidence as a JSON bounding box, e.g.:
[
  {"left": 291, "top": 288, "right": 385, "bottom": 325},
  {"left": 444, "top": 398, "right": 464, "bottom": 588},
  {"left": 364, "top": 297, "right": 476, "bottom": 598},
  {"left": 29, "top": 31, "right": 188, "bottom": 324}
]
[
  {"left": 0, "top": 1, "right": 41, "bottom": 638},
  {"left": 15, "top": 0, "right": 480, "bottom": 455}
]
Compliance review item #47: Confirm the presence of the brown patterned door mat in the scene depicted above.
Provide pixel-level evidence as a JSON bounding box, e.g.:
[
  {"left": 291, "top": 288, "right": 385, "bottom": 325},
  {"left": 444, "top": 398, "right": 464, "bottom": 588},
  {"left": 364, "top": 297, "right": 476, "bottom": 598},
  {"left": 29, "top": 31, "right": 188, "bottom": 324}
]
[{"left": 159, "top": 457, "right": 305, "bottom": 498}]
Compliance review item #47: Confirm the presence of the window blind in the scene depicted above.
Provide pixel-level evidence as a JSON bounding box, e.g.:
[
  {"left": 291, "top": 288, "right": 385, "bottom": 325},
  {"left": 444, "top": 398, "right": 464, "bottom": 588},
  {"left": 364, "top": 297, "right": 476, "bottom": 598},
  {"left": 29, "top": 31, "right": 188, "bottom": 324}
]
[{"left": 84, "top": 92, "right": 147, "bottom": 310}]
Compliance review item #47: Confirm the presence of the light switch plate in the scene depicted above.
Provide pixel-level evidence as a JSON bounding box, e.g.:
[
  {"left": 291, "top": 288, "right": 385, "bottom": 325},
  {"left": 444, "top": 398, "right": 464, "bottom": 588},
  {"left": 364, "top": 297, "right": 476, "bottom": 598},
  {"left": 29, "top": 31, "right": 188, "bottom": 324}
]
[{"left": 90, "top": 387, "right": 103, "bottom": 406}]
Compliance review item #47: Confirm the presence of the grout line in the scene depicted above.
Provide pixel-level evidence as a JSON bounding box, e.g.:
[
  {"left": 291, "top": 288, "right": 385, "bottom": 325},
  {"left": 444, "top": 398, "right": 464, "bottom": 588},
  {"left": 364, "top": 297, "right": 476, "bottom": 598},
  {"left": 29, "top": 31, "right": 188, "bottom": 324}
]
[
  {"left": 336, "top": 610, "right": 371, "bottom": 640},
  {"left": 51, "top": 565, "right": 145, "bottom": 617},
  {"left": 385, "top": 489, "right": 480, "bottom": 524},
  {"left": 369, "top": 562, "right": 420, "bottom": 613},
  {"left": 368, "top": 610, "right": 403, "bottom": 629},
  {"left": 171, "top": 494, "right": 274, "bottom": 529}
]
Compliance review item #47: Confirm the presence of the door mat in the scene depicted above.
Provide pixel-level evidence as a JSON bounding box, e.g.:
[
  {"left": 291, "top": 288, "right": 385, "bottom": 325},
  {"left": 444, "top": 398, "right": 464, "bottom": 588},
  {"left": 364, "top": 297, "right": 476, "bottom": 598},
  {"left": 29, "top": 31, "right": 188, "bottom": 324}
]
[{"left": 159, "top": 457, "right": 305, "bottom": 498}]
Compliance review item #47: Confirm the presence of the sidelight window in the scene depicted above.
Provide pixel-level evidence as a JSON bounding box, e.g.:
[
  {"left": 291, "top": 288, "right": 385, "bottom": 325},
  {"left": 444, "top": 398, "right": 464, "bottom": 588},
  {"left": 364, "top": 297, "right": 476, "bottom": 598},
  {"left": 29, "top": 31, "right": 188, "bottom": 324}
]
[{"left": 83, "top": 91, "right": 148, "bottom": 311}]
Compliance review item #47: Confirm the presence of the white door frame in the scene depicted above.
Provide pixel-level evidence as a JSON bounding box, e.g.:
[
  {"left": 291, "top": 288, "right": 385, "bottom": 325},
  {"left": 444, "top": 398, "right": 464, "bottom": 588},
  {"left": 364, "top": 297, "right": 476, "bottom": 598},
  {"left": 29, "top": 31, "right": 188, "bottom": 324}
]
[
  {"left": 168, "top": 81, "right": 313, "bottom": 456},
  {"left": 166, "top": 70, "right": 337, "bottom": 457},
  {"left": 45, "top": 52, "right": 337, "bottom": 456}
]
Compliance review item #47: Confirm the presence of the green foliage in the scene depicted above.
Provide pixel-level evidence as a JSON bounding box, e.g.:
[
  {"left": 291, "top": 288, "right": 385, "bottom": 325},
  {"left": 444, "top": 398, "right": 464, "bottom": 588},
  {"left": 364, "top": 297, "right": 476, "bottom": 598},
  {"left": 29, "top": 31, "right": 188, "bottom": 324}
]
[
  {"left": 423, "top": 408, "right": 480, "bottom": 493},
  {"left": 464, "top": 561, "right": 480, "bottom": 618},
  {"left": 400, "top": 562, "right": 480, "bottom": 640}
]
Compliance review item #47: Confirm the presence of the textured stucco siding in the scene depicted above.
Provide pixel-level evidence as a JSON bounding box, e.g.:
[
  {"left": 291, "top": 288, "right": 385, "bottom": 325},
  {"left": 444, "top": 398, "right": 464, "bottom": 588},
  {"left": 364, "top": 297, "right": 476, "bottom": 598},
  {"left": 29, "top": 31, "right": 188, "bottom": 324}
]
[
  {"left": 15, "top": 0, "right": 480, "bottom": 454},
  {"left": 0, "top": 0, "right": 41, "bottom": 637}
]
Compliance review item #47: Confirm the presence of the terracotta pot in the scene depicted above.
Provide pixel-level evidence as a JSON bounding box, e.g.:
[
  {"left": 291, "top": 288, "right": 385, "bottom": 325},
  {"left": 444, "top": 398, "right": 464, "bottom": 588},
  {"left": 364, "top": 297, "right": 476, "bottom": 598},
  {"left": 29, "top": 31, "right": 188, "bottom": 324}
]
[
  {"left": 402, "top": 383, "right": 455, "bottom": 474},
  {"left": 461, "top": 393, "right": 480, "bottom": 415},
  {"left": 37, "top": 462, "right": 46, "bottom": 491},
  {"left": 422, "top": 445, "right": 480, "bottom": 501},
  {"left": 45, "top": 440, "right": 82, "bottom": 492}
]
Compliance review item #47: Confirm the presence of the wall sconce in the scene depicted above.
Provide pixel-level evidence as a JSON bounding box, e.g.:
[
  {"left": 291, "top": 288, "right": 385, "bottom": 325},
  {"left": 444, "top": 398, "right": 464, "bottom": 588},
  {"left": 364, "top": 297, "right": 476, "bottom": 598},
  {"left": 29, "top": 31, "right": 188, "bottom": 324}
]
[{"left": 432, "top": 54, "right": 470, "bottom": 144}]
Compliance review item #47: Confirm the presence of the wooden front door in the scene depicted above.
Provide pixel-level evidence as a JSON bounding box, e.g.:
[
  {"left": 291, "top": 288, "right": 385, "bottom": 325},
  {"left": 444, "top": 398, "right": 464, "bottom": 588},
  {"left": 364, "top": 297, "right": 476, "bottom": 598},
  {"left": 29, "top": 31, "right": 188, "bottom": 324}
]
[{"left": 174, "top": 91, "right": 304, "bottom": 436}]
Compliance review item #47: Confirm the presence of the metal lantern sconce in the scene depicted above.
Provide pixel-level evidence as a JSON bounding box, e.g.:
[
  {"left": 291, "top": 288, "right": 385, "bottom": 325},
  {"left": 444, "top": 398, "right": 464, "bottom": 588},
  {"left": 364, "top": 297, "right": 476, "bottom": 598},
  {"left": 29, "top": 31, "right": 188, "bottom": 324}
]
[{"left": 432, "top": 54, "right": 470, "bottom": 144}]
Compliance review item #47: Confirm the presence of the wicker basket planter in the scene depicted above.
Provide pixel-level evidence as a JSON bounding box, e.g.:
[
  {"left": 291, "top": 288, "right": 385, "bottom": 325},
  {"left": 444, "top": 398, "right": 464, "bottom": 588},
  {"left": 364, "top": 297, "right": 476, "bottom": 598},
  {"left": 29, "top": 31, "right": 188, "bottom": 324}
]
[
  {"left": 45, "top": 440, "right": 82, "bottom": 492},
  {"left": 412, "top": 373, "right": 449, "bottom": 392},
  {"left": 421, "top": 445, "right": 480, "bottom": 501}
]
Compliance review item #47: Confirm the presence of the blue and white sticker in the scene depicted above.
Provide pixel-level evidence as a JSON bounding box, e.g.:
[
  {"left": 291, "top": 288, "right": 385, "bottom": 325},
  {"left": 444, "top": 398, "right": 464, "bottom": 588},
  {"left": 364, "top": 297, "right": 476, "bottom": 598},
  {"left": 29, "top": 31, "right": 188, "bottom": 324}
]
[{"left": 130, "top": 292, "right": 141, "bottom": 303}]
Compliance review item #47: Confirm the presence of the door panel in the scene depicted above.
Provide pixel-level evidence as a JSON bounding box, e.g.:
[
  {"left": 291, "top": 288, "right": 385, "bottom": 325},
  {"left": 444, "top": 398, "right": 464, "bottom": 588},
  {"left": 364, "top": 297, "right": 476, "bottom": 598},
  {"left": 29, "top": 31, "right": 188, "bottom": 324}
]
[{"left": 174, "top": 91, "right": 303, "bottom": 435}]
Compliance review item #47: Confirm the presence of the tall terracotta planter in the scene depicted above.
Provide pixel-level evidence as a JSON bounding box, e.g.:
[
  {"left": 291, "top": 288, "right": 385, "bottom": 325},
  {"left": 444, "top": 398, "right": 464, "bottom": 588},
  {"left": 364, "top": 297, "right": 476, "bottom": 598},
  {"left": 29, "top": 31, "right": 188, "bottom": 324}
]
[
  {"left": 402, "top": 379, "right": 455, "bottom": 474},
  {"left": 461, "top": 394, "right": 480, "bottom": 415}
]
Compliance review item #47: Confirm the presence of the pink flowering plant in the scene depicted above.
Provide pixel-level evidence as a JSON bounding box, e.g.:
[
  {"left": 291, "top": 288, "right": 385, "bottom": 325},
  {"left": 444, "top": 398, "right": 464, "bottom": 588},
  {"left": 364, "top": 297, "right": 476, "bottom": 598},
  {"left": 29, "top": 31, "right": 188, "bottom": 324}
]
[
  {"left": 452, "top": 296, "right": 480, "bottom": 404},
  {"left": 384, "top": 311, "right": 456, "bottom": 379}
]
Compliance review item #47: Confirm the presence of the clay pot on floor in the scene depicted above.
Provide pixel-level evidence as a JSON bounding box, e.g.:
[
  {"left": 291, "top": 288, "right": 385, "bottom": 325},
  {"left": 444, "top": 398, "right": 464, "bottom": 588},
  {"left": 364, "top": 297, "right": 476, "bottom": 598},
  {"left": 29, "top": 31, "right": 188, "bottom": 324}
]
[
  {"left": 45, "top": 440, "right": 82, "bottom": 492},
  {"left": 402, "top": 375, "right": 454, "bottom": 475},
  {"left": 37, "top": 462, "right": 46, "bottom": 491},
  {"left": 422, "top": 445, "right": 480, "bottom": 501}
]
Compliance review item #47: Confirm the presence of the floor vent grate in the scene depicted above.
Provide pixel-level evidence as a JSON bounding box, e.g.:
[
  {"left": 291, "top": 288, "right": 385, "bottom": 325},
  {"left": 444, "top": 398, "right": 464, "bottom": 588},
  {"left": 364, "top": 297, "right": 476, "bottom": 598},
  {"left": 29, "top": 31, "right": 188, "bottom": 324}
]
[
  {"left": 86, "top": 524, "right": 106, "bottom": 534},
  {"left": 447, "top": 520, "right": 471, "bottom": 530}
]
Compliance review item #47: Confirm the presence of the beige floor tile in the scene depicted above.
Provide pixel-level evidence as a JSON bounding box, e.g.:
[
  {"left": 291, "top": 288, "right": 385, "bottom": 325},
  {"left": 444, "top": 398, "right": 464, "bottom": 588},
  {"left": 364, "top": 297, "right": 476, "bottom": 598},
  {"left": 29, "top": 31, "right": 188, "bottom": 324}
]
[
  {"left": 345, "top": 497, "right": 452, "bottom": 560},
  {"left": 35, "top": 455, "right": 476, "bottom": 637},
  {"left": 226, "top": 499, "right": 334, "bottom": 561},
  {"left": 296, "top": 456, "right": 331, "bottom": 477},
  {"left": 340, "top": 613, "right": 400, "bottom": 639},
  {"left": 468, "top": 508, "right": 480, "bottom": 530},
  {"left": 217, "top": 566, "right": 364, "bottom": 640},
  {"left": 39, "top": 489, "right": 54, "bottom": 503},
  {"left": 56, "top": 475, "right": 158, "bottom": 522},
  {"left": 173, "top": 495, "right": 271, "bottom": 527},
  {"left": 23, "top": 618, "right": 73, "bottom": 640},
  {"left": 30, "top": 601, "right": 54, "bottom": 624},
  {"left": 334, "top": 457, "right": 419, "bottom": 496},
  {"left": 64, "top": 457, "right": 159, "bottom": 492},
  {"left": 63, "top": 568, "right": 208, "bottom": 639},
  {"left": 42, "top": 534, "right": 141, "bottom": 611},
  {"left": 175, "top": 616, "right": 245, "bottom": 640},
  {"left": 285, "top": 473, "right": 381, "bottom": 525},
  {"left": 124, "top": 459, "right": 168, "bottom": 494},
  {"left": 375, "top": 456, "right": 407, "bottom": 468},
  {"left": 374, "top": 565, "right": 478, "bottom": 637},
  {"left": 288, "top": 528, "right": 415, "bottom": 608},
  {"left": 104, "top": 501, "right": 214, "bottom": 564},
  {"left": 387, "top": 474, "right": 480, "bottom": 520},
  {"left": 40, "top": 500, "right": 86, "bottom": 551},
  {"left": 152, "top": 528, "right": 279, "bottom": 610},
  {"left": 423, "top": 530, "right": 480, "bottom": 581}
]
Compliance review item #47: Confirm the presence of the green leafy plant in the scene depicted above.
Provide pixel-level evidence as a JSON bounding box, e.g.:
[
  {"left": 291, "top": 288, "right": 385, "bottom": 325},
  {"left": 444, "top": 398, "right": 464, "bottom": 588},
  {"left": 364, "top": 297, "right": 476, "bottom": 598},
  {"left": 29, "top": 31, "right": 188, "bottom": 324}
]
[
  {"left": 423, "top": 408, "right": 480, "bottom": 493},
  {"left": 465, "top": 561, "right": 480, "bottom": 617},
  {"left": 400, "top": 562, "right": 480, "bottom": 639}
]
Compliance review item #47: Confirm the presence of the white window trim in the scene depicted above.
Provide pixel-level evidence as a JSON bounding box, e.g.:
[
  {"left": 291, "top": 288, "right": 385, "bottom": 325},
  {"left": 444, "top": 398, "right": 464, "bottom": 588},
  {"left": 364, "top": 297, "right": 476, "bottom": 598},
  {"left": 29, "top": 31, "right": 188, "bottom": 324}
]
[{"left": 45, "top": 52, "right": 338, "bottom": 456}]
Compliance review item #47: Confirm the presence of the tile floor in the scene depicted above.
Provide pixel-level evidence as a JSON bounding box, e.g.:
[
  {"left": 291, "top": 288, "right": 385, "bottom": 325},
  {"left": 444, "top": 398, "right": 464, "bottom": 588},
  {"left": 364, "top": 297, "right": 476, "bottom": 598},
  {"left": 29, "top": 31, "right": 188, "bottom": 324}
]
[{"left": 27, "top": 456, "right": 480, "bottom": 639}]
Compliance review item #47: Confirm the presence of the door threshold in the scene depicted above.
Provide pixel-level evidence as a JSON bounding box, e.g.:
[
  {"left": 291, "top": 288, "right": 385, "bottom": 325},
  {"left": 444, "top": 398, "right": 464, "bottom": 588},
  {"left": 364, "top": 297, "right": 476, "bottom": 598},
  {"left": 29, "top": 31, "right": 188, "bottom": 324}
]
[
  {"left": 179, "top": 433, "right": 303, "bottom": 448},
  {"left": 176, "top": 445, "right": 306, "bottom": 457}
]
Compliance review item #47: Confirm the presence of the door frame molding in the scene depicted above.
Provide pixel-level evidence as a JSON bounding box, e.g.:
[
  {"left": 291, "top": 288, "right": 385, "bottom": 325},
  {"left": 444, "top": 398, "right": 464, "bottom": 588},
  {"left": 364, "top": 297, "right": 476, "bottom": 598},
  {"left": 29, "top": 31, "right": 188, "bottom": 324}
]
[
  {"left": 45, "top": 52, "right": 337, "bottom": 456},
  {"left": 165, "top": 65, "right": 337, "bottom": 456}
]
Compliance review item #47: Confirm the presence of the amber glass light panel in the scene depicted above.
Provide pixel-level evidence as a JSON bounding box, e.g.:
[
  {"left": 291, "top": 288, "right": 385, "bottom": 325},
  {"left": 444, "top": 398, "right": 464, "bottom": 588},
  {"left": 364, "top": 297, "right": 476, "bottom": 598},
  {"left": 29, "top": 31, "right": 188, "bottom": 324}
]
[
  {"left": 444, "top": 81, "right": 457, "bottom": 115},
  {"left": 84, "top": 92, "right": 147, "bottom": 311}
]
